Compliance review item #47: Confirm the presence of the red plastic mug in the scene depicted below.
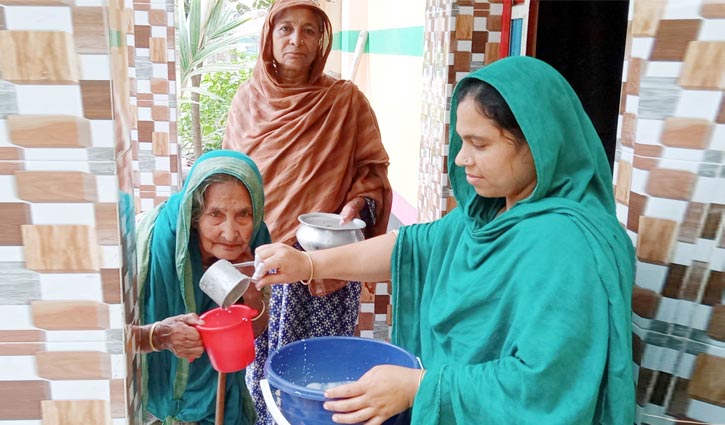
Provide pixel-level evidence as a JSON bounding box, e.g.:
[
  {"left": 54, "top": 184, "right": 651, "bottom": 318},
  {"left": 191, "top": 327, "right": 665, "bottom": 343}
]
[{"left": 196, "top": 304, "right": 257, "bottom": 372}]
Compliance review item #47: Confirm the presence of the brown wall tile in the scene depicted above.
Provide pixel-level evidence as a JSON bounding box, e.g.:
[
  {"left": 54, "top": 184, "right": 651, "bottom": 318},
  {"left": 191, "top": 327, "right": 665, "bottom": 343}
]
[
  {"left": 150, "top": 78, "right": 169, "bottom": 94},
  {"left": 0, "top": 342, "right": 44, "bottom": 355},
  {"left": 453, "top": 51, "right": 472, "bottom": 72},
  {"left": 0, "top": 146, "right": 23, "bottom": 160},
  {"left": 632, "top": 285, "right": 661, "bottom": 318},
  {"left": 628, "top": 191, "right": 648, "bottom": 233},
  {"left": 702, "top": 204, "right": 724, "bottom": 240},
  {"left": 622, "top": 113, "right": 637, "bottom": 148},
  {"left": 662, "top": 263, "right": 686, "bottom": 299},
  {"left": 704, "top": 271, "right": 724, "bottom": 306},
  {"left": 110, "top": 379, "right": 126, "bottom": 417},
  {"left": 36, "top": 351, "right": 111, "bottom": 380},
  {"left": 701, "top": 0, "right": 725, "bottom": 19},
  {"left": 152, "top": 132, "right": 169, "bottom": 156},
  {"left": 80, "top": 80, "right": 113, "bottom": 120},
  {"left": 134, "top": 25, "right": 150, "bottom": 48},
  {"left": 634, "top": 143, "right": 663, "bottom": 158},
  {"left": 0, "top": 202, "right": 30, "bottom": 245},
  {"left": 0, "top": 329, "right": 45, "bottom": 342},
  {"left": 487, "top": 14, "right": 502, "bottom": 32},
  {"left": 151, "top": 105, "right": 169, "bottom": 121},
  {"left": 22, "top": 225, "right": 101, "bottom": 272},
  {"left": 679, "top": 41, "right": 725, "bottom": 90},
  {"left": 633, "top": 155, "right": 659, "bottom": 171},
  {"left": 101, "top": 268, "right": 122, "bottom": 304},
  {"left": 95, "top": 203, "right": 120, "bottom": 245},
  {"left": 0, "top": 31, "right": 80, "bottom": 84},
  {"left": 0, "top": 380, "right": 50, "bottom": 420},
  {"left": 455, "top": 14, "right": 473, "bottom": 40},
  {"left": 148, "top": 9, "right": 167, "bottom": 25},
  {"left": 626, "top": 58, "right": 642, "bottom": 96},
  {"left": 632, "top": 0, "right": 666, "bottom": 36},
  {"left": 152, "top": 170, "right": 170, "bottom": 186},
  {"left": 615, "top": 160, "right": 632, "bottom": 205},
  {"left": 31, "top": 300, "right": 109, "bottom": 330},
  {"left": 73, "top": 6, "right": 108, "bottom": 54},
  {"left": 149, "top": 37, "right": 167, "bottom": 63},
  {"left": 650, "top": 19, "right": 701, "bottom": 61},
  {"left": 8, "top": 115, "right": 91, "bottom": 148},
  {"left": 678, "top": 202, "right": 705, "bottom": 244},
  {"left": 708, "top": 304, "right": 725, "bottom": 341},
  {"left": 688, "top": 353, "right": 725, "bottom": 405},
  {"left": 16, "top": 171, "right": 97, "bottom": 202},
  {"left": 637, "top": 216, "right": 677, "bottom": 265},
  {"left": 645, "top": 168, "right": 697, "bottom": 200},
  {"left": 661, "top": 117, "right": 714, "bottom": 149},
  {"left": 41, "top": 399, "right": 112, "bottom": 425}
]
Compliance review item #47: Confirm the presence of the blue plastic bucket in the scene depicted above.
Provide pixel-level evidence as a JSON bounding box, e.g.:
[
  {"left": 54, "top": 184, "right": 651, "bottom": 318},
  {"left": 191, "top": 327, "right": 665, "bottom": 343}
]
[{"left": 262, "top": 336, "right": 419, "bottom": 425}]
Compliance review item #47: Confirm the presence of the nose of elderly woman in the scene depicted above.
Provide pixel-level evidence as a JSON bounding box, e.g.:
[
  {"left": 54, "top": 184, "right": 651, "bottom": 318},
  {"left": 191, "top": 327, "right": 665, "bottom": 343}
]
[{"left": 219, "top": 218, "right": 241, "bottom": 243}]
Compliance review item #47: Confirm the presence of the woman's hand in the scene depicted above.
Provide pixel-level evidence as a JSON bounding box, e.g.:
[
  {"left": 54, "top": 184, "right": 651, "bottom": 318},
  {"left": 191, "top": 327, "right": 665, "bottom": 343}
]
[
  {"left": 323, "top": 365, "right": 422, "bottom": 425},
  {"left": 339, "top": 197, "right": 366, "bottom": 225},
  {"left": 253, "top": 243, "right": 312, "bottom": 289},
  {"left": 154, "top": 313, "right": 205, "bottom": 361}
]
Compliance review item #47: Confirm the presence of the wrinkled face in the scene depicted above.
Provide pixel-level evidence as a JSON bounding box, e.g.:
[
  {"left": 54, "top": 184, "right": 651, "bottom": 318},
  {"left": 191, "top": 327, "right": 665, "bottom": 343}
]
[
  {"left": 454, "top": 96, "right": 537, "bottom": 207},
  {"left": 271, "top": 7, "right": 322, "bottom": 78},
  {"left": 195, "top": 180, "right": 255, "bottom": 265}
]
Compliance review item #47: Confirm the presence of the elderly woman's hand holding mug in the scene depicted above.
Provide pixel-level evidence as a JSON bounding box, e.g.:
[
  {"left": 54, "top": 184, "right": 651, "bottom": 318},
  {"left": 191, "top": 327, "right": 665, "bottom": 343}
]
[{"left": 148, "top": 313, "right": 206, "bottom": 361}]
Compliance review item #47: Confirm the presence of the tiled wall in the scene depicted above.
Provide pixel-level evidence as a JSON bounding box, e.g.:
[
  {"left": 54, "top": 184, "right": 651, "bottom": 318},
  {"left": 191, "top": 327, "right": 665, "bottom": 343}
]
[
  {"left": 418, "top": 0, "right": 502, "bottom": 222},
  {"left": 129, "top": 0, "right": 181, "bottom": 213},
  {"left": 614, "top": 0, "right": 724, "bottom": 423},
  {"left": 0, "top": 0, "right": 178, "bottom": 421}
]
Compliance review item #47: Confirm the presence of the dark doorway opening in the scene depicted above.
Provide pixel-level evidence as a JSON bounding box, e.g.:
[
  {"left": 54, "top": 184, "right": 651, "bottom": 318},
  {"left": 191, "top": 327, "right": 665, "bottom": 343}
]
[{"left": 534, "top": 0, "right": 630, "bottom": 169}]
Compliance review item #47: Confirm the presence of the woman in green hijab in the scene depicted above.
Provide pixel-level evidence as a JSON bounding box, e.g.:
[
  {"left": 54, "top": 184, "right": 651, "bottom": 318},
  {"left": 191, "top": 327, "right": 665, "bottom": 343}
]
[
  {"left": 254, "top": 56, "right": 635, "bottom": 424},
  {"left": 134, "top": 150, "right": 271, "bottom": 425}
]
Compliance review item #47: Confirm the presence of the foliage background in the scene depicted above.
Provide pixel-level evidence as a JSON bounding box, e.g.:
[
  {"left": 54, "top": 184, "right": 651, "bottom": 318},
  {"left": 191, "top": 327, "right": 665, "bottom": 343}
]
[{"left": 179, "top": 51, "right": 256, "bottom": 156}]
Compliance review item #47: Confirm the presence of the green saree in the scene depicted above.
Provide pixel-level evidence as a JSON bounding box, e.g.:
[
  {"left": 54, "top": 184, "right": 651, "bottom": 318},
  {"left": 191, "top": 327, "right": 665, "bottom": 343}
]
[
  {"left": 136, "top": 150, "right": 270, "bottom": 425},
  {"left": 392, "top": 57, "right": 635, "bottom": 424}
]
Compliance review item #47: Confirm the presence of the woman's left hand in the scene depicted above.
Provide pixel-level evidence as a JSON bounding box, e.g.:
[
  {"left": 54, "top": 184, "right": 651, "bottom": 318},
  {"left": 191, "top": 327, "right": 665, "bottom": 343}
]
[
  {"left": 323, "top": 365, "right": 421, "bottom": 425},
  {"left": 339, "top": 197, "right": 366, "bottom": 225}
]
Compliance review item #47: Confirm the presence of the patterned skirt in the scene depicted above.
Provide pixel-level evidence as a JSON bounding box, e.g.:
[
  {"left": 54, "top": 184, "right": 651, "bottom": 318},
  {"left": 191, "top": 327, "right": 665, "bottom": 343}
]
[{"left": 245, "top": 280, "right": 361, "bottom": 425}]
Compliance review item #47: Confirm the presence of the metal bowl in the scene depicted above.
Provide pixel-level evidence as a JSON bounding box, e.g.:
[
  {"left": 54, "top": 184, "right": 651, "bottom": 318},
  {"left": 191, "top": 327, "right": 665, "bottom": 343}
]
[{"left": 296, "top": 212, "right": 366, "bottom": 251}]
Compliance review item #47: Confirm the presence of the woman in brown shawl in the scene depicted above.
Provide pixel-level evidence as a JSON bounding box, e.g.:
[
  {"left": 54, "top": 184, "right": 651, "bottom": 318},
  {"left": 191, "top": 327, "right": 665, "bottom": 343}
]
[{"left": 222, "top": 0, "right": 392, "bottom": 422}]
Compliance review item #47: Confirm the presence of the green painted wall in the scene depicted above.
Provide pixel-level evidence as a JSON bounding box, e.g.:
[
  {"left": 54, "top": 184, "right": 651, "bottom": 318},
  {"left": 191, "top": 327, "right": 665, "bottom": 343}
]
[{"left": 332, "top": 27, "right": 424, "bottom": 57}]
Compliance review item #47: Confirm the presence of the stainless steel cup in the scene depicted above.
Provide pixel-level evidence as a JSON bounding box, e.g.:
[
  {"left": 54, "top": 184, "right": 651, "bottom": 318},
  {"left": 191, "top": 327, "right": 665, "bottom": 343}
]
[{"left": 200, "top": 259, "right": 253, "bottom": 309}]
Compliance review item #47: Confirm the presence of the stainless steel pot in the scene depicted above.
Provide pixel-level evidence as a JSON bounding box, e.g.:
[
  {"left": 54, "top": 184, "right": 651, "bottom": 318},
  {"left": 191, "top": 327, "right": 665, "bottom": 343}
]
[{"left": 296, "top": 212, "right": 366, "bottom": 251}]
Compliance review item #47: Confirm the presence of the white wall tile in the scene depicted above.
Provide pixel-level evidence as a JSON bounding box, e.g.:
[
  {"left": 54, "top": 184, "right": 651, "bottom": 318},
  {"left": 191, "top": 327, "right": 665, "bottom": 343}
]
[
  {"left": 692, "top": 177, "right": 725, "bottom": 204},
  {"left": 151, "top": 26, "right": 166, "bottom": 38},
  {"left": 0, "top": 247, "right": 24, "bottom": 262},
  {"left": 152, "top": 64, "right": 167, "bottom": 79},
  {"left": 43, "top": 341, "right": 108, "bottom": 352},
  {"left": 660, "top": 147, "right": 703, "bottom": 162},
  {"left": 645, "top": 61, "right": 681, "bottom": 78},
  {"left": 96, "top": 175, "right": 119, "bottom": 202},
  {"left": 154, "top": 121, "right": 169, "bottom": 132},
  {"left": 663, "top": 0, "right": 701, "bottom": 19},
  {"left": 134, "top": 10, "right": 149, "bottom": 26},
  {"left": 641, "top": 343, "right": 680, "bottom": 376},
  {"left": 630, "top": 37, "right": 654, "bottom": 59},
  {"left": 24, "top": 149, "right": 89, "bottom": 162},
  {"left": 5, "top": 6, "right": 72, "bottom": 32},
  {"left": 635, "top": 119, "right": 663, "bottom": 146},
  {"left": 687, "top": 399, "right": 725, "bottom": 425},
  {"left": 24, "top": 160, "right": 89, "bottom": 172},
  {"left": 90, "top": 120, "right": 116, "bottom": 148},
  {"left": 45, "top": 331, "right": 108, "bottom": 342},
  {"left": 0, "top": 356, "right": 37, "bottom": 380},
  {"left": 50, "top": 380, "right": 110, "bottom": 400},
  {"left": 111, "top": 353, "right": 126, "bottom": 379},
  {"left": 625, "top": 94, "right": 639, "bottom": 114},
  {"left": 154, "top": 156, "right": 170, "bottom": 170},
  {"left": 657, "top": 158, "right": 700, "bottom": 172},
  {"left": 675, "top": 90, "right": 721, "bottom": 121},
  {"left": 101, "top": 245, "right": 121, "bottom": 268},
  {"left": 109, "top": 305, "right": 124, "bottom": 329},
  {"left": 0, "top": 306, "right": 34, "bottom": 330},
  {"left": 0, "top": 120, "right": 10, "bottom": 146},
  {"left": 635, "top": 261, "right": 669, "bottom": 293},
  {"left": 80, "top": 55, "right": 112, "bottom": 80},
  {"left": 39, "top": 273, "right": 103, "bottom": 301},
  {"left": 16, "top": 86, "right": 83, "bottom": 116},
  {"left": 136, "top": 80, "right": 150, "bottom": 93},
  {"left": 0, "top": 420, "right": 43, "bottom": 425},
  {"left": 655, "top": 297, "right": 711, "bottom": 330},
  {"left": 31, "top": 203, "right": 95, "bottom": 226},
  {"left": 0, "top": 176, "right": 21, "bottom": 202},
  {"left": 74, "top": 0, "right": 104, "bottom": 5},
  {"left": 699, "top": 19, "right": 725, "bottom": 41},
  {"left": 710, "top": 124, "right": 725, "bottom": 151},
  {"left": 643, "top": 197, "right": 688, "bottom": 223}
]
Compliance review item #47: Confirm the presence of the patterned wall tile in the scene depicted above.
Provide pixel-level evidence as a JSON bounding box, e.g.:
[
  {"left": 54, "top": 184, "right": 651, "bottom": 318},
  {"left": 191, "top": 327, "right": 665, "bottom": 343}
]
[
  {"left": 21, "top": 225, "right": 101, "bottom": 272},
  {"left": 31, "top": 300, "right": 109, "bottom": 330},
  {"left": 36, "top": 351, "right": 111, "bottom": 380},
  {"left": 72, "top": 6, "right": 109, "bottom": 54},
  {"left": 41, "top": 399, "right": 112, "bottom": 425},
  {"left": 0, "top": 380, "right": 50, "bottom": 420},
  {"left": 15, "top": 171, "right": 97, "bottom": 202},
  {"left": 0, "top": 202, "right": 30, "bottom": 245},
  {"left": 0, "top": 31, "right": 80, "bottom": 84},
  {"left": 679, "top": 41, "right": 725, "bottom": 90},
  {"left": 650, "top": 19, "right": 701, "bottom": 61},
  {"left": 8, "top": 115, "right": 91, "bottom": 148}
]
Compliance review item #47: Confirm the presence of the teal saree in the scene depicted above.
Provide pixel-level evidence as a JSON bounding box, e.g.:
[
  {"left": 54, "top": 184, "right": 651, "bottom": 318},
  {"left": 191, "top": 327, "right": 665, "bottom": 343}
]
[
  {"left": 392, "top": 57, "right": 635, "bottom": 424},
  {"left": 137, "top": 150, "right": 270, "bottom": 425}
]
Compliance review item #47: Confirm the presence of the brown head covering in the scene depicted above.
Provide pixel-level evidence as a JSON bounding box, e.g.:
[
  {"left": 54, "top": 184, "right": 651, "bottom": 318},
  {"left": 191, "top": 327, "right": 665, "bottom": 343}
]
[{"left": 223, "top": 0, "right": 392, "bottom": 268}]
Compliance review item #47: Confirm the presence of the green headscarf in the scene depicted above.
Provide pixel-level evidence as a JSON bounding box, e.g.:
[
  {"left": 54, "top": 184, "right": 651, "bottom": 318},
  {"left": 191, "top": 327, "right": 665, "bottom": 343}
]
[
  {"left": 392, "top": 56, "right": 635, "bottom": 424},
  {"left": 137, "top": 150, "right": 270, "bottom": 425}
]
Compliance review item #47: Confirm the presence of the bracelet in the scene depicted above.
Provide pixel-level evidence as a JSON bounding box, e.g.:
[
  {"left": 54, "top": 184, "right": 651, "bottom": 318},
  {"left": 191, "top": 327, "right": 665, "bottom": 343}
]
[
  {"left": 251, "top": 301, "right": 266, "bottom": 321},
  {"left": 300, "top": 251, "right": 314, "bottom": 286},
  {"left": 149, "top": 322, "right": 160, "bottom": 352},
  {"left": 418, "top": 369, "right": 426, "bottom": 389}
]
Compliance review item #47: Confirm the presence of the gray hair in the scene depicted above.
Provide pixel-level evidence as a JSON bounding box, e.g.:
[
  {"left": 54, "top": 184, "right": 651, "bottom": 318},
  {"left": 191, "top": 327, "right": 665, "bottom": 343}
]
[{"left": 191, "top": 173, "right": 245, "bottom": 226}]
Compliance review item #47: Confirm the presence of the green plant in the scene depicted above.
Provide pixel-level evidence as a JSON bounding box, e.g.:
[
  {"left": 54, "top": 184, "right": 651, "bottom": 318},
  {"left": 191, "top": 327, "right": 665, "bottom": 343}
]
[
  {"left": 179, "top": 52, "right": 256, "bottom": 155},
  {"left": 177, "top": 0, "right": 253, "bottom": 159}
]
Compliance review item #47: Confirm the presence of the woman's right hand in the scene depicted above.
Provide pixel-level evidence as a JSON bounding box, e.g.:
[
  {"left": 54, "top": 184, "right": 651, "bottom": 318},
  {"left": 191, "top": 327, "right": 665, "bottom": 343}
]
[
  {"left": 253, "top": 243, "right": 312, "bottom": 289},
  {"left": 154, "top": 313, "right": 205, "bottom": 361}
]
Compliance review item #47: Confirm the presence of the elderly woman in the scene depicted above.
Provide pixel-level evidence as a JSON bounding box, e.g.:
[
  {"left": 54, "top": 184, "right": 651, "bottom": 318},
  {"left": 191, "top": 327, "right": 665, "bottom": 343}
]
[
  {"left": 254, "top": 56, "right": 636, "bottom": 424},
  {"left": 223, "top": 0, "right": 392, "bottom": 422},
  {"left": 134, "top": 150, "right": 270, "bottom": 425}
]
